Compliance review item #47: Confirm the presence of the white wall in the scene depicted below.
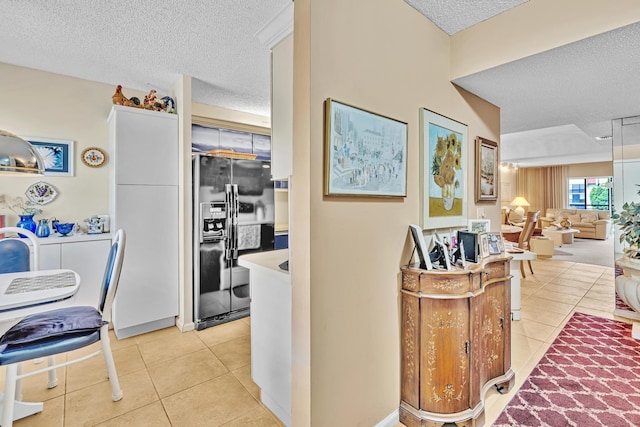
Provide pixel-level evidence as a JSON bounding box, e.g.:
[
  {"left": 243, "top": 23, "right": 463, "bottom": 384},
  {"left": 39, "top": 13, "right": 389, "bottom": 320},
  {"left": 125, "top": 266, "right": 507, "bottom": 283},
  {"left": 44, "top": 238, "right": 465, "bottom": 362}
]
[{"left": 0, "top": 62, "right": 147, "bottom": 228}]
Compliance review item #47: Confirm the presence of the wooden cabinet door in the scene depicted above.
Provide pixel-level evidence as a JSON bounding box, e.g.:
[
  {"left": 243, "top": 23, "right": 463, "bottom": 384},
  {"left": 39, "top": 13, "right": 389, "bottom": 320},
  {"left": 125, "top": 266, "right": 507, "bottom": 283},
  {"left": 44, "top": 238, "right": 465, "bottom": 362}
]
[
  {"left": 420, "top": 297, "right": 470, "bottom": 414},
  {"left": 480, "top": 281, "right": 507, "bottom": 385}
]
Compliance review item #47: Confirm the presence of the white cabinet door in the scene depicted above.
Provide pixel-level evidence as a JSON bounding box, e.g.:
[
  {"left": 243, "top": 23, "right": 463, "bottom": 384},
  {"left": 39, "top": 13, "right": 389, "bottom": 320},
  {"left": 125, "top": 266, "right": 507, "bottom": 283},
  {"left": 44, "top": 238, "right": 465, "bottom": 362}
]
[
  {"left": 39, "top": 244, "right": 61, "bottom": 271},
  {"left": 112, "top": 184, "right": 178, "bottom": 334},
  {"left": 270, "top": 33, "right": 293, "bottom": 179},
  {"left": 110, "top": 106, "right": 178, "bottom": 186},
  {"left": 61, "top": 240, "right": 111, "bottom": 307}
]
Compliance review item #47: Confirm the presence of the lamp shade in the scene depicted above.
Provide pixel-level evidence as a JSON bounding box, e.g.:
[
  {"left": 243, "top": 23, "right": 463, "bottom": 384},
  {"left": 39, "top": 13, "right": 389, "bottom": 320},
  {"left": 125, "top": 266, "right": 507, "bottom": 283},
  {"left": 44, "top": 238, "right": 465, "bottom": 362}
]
[
  {"left": 0, "top": 130, "right": 44, "bottom": 175},
  {"left": 510, "top": 196, "right": 530, "bottom": 207}
]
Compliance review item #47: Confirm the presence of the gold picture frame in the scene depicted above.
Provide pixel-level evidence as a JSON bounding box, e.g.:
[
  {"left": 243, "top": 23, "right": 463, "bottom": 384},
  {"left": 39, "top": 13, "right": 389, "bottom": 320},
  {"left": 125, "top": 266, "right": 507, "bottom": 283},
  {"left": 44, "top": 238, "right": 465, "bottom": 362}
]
[
  {"left": 324, "top": 98, "right": 407, "bottom": 197},
  {"left": 475, "top": 136, "right": 499, "bottom": 202}
]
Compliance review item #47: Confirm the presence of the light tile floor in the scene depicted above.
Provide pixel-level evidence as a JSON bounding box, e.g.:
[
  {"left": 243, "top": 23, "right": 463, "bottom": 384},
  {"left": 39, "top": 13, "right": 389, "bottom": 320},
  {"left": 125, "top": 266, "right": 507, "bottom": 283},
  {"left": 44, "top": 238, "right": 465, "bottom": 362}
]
[
  {"left": 1, "top": 316, "right": 285, "bottom": 427},
  {"left": 0, "top": 258, "right": 627, "bottom": 427}
]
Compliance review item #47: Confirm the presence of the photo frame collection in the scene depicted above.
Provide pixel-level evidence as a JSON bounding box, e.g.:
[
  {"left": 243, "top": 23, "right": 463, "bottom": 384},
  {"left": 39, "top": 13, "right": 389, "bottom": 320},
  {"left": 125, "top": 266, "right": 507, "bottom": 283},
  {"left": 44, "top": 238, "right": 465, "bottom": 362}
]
[{"left": 321, "top": 99, "right": 505, "bottom": 267}]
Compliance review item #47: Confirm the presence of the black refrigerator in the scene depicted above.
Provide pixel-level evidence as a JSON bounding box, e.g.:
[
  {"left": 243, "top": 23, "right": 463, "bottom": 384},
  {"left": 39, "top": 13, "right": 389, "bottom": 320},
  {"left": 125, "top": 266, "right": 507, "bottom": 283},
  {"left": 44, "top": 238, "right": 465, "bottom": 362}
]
[{"left": 193, "top": 154, "right": 275, "bottom": 330}]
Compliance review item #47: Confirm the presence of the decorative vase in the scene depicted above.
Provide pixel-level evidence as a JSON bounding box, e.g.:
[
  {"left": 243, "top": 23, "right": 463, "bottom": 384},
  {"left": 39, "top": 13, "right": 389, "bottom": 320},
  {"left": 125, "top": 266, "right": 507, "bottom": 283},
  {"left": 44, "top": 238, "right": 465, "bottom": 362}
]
[
  {"left": 442, "top": 182, "right": 454, "bottom": 211},
  {"left": 560, "top": 217, "right": 572, "bottom": 229},
  {"left": 16, "top": 214, "right": 37, "bottom": 237},
  {"left": 36, "top": 218, "right": 50, "bottom": 238},
  {"left": 615, "top": 256, "right": 640, "bottom": 339}
]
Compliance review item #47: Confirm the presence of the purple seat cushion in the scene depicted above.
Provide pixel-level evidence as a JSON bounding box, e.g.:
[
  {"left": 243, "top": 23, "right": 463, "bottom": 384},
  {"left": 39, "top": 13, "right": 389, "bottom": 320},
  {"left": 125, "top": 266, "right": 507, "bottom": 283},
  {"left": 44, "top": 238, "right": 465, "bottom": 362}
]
[{"left": 0, "top": 306, "right": 106, "bottom": 346}]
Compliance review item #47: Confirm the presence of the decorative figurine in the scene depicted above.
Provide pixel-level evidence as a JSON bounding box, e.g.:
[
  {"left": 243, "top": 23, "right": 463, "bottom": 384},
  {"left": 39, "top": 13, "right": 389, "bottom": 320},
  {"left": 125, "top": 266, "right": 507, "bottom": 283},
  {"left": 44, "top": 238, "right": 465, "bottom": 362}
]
[{"left": 112, "top": 85, "right": 140, "bottom": 108}]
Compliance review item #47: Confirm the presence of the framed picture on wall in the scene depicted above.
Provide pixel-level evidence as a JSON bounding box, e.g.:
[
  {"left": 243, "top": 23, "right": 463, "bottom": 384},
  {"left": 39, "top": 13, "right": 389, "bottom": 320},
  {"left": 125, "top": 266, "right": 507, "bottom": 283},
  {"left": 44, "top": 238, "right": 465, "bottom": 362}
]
[
  {"left": 324, "top": 98, "right": 408, "bottom": 197},
  {"left": 475, "top": 136, "right": 499, "bottom": 202},
  {"left": 23, "top": 137, "right": 75, "bottom": 176},
  {"left": 419, "top": 108, "right": 468, "bottom": 229},
  {"left": 468, "top": 219, "right": 491, "bottom": 234}
]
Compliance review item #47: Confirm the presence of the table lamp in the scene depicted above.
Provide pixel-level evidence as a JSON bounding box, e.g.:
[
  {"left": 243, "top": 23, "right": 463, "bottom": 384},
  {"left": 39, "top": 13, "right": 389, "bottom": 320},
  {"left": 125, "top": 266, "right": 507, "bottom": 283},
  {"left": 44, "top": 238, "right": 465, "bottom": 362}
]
[{"left": 510, "top": 196, "right": 530, "bottom": 218}]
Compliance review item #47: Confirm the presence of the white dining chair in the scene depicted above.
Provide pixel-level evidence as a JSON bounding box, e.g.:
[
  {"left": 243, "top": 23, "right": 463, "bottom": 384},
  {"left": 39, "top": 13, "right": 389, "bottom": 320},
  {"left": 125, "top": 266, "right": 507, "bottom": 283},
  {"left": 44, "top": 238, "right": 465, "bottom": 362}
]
[
  {"left": 0, "top": 227, "right": 39, "bottom": 273},
  {"left": 0, "top": 229, "right": 126, "bottom": 427}
]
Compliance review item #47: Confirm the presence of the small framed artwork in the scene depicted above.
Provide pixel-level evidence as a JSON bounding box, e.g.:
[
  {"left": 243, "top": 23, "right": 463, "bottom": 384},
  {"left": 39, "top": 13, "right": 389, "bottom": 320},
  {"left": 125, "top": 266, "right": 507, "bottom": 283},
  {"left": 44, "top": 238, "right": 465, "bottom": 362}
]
[
  {"left": 487, "top": 232, "right": 503, "bottom": 255},
  {"left": 457, "top": 230, "right": 478, "bottom": 263},
  {"left": 409, "top": 224, "right": 432, "bottom": 270},
  {"left": 324, "top": 98, "right": 408, "bottom": 197},
  {"left": 468, "top": 219, "right": 491, "bottom": 234},
  {"left": 479, "top": 232, "right": 490, "bottom": 259},
  {"left": 23, "top": 137, "right": 74, "bottom": 176},
  {"left": 420, "top": 108, "right": 468, "bottom": 229},
  {"left": 475, "top": 136, "right": 499, "bottom": 202}
]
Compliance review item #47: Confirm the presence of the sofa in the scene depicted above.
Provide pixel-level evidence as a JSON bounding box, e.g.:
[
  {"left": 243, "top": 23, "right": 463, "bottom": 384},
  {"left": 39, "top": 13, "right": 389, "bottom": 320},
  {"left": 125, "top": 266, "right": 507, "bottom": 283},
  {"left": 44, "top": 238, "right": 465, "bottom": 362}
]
[{"left": 540, "top": 208, "right": 612, "bottom": 240}]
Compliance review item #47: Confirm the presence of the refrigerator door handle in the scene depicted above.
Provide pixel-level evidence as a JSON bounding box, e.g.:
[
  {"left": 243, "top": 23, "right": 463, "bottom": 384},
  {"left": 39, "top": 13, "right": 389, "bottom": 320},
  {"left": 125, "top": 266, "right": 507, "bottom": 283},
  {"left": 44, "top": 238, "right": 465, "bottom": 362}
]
[
  {"left": 232, "top": 184, "right": 239, "bottom": 259},
  {"left": 225, "top": 184, "right": 232, "bottom": 260}
]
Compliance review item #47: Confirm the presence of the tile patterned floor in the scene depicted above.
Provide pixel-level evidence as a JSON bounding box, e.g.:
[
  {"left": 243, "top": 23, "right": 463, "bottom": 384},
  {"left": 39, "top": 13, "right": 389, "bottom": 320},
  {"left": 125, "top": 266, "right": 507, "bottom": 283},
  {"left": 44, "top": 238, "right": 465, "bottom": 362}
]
[
  {"left": 0, "top": 316, "right": 284, "bottom": 427},
  {"left": 0, "top": 257, "right": 626, "bottom": 426}
]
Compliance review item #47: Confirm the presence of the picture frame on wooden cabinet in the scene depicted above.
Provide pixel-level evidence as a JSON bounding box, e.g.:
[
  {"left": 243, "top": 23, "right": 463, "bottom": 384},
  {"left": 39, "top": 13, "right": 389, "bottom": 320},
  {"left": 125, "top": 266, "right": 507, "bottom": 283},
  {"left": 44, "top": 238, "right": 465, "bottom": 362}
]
[
  {"left": 457, "top": 230, "right": 478, "bottom": 263},
  {"left": 419, "top": 108, "right": 468, "bottom": 228},
  {"left": 475, "top": 136, "right": 499, "bottom": 202},
  {"left": 487, "top": 232, "right": 504, "bottom": 254},
  {"left": 324, "top": 98, "right": 408, "bottom": 197},
  {"left": 409, "top": 224, "right": 432, "bottom": 270},
  {"left": 23, "top": 137, "right": 74, "bottom": 176},
  {"left": 479, "top": 232, "right": 490, "bottom": 259}
]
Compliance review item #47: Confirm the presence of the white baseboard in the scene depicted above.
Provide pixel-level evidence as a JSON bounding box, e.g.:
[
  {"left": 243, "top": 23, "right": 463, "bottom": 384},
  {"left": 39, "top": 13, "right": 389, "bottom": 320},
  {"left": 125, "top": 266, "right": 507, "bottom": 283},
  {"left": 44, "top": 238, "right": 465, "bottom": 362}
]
[{"left": 375, "top": 409, "right": 399, "bottom": 427}]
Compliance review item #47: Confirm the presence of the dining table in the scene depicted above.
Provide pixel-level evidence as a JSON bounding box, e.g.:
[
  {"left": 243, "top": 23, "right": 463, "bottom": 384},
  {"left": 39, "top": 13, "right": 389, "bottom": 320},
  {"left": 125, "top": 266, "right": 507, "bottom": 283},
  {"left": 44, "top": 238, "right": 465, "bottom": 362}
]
[
  {"left": 0, "top": 268, "right": 80, "bottom": 423},
  {"left": 0, "top": 269, "right": 80, "bottom": 322}
]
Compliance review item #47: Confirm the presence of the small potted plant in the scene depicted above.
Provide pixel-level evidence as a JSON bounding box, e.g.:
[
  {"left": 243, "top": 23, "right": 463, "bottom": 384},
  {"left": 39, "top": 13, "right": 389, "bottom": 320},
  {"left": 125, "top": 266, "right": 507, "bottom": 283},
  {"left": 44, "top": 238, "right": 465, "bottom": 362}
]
[
  {"left": 612, "top": 184, "right": 640, "bottom": 337},
  {"left": 612, "top": 184, "right": 640, "bottom": 260}
]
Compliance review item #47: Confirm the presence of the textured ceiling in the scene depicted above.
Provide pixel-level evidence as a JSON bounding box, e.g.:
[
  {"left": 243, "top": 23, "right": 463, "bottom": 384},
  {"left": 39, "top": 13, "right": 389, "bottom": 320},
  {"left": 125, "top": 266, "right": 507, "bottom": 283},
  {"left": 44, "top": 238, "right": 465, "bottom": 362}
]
[
  {"left": 0, "top": 0, "right": 291, "bottom": 117},
  {"left": 454, "top": 21, "right": 640, "bottom": 166},
  {"left": 403, "top": 0, "right": 528, "bottom": 35},
  {"left": 1, "top": 1, "right": 637, "bottom": 168}
]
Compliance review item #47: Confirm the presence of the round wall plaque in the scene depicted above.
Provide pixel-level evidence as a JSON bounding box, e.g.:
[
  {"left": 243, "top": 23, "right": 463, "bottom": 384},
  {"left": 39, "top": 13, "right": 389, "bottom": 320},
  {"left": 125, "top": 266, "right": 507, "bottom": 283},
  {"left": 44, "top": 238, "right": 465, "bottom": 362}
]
[{"left": 81, "top": 147, "right": 107, "bottom": 167}]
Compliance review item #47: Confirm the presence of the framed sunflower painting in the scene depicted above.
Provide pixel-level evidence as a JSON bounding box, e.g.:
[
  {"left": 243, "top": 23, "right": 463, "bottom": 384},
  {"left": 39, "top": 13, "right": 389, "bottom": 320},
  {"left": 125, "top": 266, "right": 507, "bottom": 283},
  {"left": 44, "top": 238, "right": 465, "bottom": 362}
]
[{"left": 419, "top": 108, "right": 468, "bottom": 229}]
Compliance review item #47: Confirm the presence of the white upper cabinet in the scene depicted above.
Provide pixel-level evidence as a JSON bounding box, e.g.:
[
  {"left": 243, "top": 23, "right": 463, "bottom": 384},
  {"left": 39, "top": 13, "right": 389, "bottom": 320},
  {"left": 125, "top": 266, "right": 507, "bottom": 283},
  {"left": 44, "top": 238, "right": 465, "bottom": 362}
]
[
  {"left": 256, "top": 1, "right": 293, "bottom": 180},
  {"left": 109, "top": 106, "right": 179, "bottom": 186},
  {"left": 270, "top": 33, "right": 293, "bottom": 180}
]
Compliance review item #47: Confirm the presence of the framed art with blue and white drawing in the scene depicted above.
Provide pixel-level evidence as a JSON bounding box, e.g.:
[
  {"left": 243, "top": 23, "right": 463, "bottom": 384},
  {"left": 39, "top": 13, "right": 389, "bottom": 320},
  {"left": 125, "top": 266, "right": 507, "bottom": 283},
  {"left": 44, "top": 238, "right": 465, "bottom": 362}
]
[
  {"left": 324, "top": 98, "right": 407, "bottom": 197},
  {"left": 23, "top": 136, "right": 75, "bottom": 176},
  {"left": 419, "top": 108, "right": 468, "bottom": 229}
]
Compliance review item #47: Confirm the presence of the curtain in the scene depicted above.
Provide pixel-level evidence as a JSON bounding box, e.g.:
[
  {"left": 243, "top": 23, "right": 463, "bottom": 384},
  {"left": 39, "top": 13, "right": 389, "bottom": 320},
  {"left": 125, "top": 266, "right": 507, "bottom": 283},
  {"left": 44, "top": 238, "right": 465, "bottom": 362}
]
[{"left": 516, "top": 165, "right": 568, "bottom": 216}]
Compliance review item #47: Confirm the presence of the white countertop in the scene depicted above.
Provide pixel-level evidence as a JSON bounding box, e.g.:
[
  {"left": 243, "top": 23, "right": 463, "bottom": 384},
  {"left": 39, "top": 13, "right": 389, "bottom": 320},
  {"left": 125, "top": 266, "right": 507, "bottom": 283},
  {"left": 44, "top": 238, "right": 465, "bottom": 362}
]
[
  {"left": 238, "top": 249, "right": 289, "bottom": 276},
  {"left": 35, "top": 233, "right": 113, "bottom": 245}
]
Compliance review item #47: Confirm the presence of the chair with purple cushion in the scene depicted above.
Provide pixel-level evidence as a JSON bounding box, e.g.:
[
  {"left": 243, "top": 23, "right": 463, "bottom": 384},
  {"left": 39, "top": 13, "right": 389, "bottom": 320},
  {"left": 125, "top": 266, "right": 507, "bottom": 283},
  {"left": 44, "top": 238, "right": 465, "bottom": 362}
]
[{"left": 0, "top": 229, "right": 126, "bottom": 427}]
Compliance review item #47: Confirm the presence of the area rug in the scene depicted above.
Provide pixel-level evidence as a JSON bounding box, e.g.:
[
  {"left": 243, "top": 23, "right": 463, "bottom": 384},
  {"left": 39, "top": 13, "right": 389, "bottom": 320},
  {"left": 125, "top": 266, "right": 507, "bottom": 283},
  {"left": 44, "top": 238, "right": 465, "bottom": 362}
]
[{"left": 493, "top": 312, "right": 640, "bottom": 426}]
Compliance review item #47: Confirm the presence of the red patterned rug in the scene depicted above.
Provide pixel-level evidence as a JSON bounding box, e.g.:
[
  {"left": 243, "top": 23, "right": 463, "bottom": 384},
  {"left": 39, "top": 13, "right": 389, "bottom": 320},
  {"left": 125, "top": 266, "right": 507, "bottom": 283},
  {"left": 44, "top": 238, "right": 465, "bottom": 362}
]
[{"left": 494, "top": 312, "right": 640, "bottom": 427}]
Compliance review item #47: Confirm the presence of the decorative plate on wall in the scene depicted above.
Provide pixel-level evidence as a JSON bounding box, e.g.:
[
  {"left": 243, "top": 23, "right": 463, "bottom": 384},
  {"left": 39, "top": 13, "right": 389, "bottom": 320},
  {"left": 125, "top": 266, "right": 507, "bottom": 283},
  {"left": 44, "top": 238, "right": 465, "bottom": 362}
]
[
  {"left": 81, "top": 147, "right": 107, "bottom": 167},
  {"left": 25, "top": 181, "right": 58, "bottom": 205}
]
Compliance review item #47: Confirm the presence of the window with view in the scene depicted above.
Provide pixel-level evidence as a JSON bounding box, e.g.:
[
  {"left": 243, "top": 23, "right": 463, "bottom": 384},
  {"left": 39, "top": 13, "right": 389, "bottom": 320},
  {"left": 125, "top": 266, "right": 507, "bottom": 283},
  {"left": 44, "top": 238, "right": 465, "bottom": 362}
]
[{"left": 568, "top": 177, "right": 612, "bottom": 210}]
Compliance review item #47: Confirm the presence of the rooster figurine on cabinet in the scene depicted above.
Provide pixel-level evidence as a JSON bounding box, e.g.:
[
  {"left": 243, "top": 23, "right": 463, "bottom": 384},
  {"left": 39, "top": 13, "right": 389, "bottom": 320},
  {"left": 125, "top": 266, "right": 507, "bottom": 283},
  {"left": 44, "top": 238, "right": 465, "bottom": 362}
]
[{"left": 112, "top": 85, "right": 141, "bottom": 108}]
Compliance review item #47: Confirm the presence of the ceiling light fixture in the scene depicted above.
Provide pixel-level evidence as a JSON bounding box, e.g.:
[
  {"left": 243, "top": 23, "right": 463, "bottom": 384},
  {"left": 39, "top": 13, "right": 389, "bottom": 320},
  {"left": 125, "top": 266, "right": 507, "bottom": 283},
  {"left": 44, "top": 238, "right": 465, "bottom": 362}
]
[
  {"left": 595, "top": 135, "right": 612, "bottom": 141},
  {"left": 0, "top": 130, "right": 45, "bottom": 175}
]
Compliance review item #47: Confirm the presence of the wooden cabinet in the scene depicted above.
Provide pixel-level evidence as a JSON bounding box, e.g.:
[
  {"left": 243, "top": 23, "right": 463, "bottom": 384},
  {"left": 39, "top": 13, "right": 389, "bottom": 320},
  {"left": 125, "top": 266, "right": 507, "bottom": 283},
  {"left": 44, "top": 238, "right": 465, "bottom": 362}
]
[{"left": 400, "top": 257, "right": 514, "bottom": 427}]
